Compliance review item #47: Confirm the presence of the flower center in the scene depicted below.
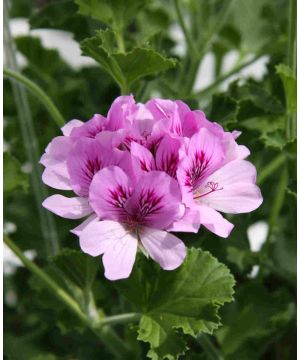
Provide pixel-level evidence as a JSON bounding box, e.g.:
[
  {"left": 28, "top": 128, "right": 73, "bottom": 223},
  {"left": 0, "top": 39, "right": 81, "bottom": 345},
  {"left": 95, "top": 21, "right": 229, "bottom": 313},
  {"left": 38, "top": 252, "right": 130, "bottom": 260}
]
[{"left": 193, "top": 181, "right": 223, "bottom": 200}]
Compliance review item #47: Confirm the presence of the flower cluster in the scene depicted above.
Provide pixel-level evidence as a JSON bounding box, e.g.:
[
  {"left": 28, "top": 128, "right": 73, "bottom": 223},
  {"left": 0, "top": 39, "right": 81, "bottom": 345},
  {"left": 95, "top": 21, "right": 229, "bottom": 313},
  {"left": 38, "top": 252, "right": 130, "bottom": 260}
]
[{"left": 41, "top": 96, "right": 263, "bottom": 280}]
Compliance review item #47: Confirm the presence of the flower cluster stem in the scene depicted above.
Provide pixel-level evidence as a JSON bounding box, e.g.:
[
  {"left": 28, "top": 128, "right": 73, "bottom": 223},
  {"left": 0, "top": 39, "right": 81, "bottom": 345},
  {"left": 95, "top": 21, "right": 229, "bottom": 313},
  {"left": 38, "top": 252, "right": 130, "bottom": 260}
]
[
  {"left": 4, "top": 236, "right": 139, "bottom": 358},
  {"left": 4, "top": 0, "right": 59, "bottom": 256},
  {"left": 3, "top": 68, "right": 65, "bottom": 128},
  {"left": 197, "top": 334, "right": 224, "bottom": 360}
]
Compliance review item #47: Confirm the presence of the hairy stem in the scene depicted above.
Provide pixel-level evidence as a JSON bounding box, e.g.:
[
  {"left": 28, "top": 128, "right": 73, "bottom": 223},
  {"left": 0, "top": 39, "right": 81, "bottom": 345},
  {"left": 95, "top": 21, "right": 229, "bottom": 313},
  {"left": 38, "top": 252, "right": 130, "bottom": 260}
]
[
  {"left": 4, "top": 236, "right": 138, "bottom": 357},
  {"left": 4, "top": 0, "right": 59, "bottom": 256},
  {"left": 4, "top": 68, "right": 65, "bottom": 128},
  {"left": 174, "top": 0, "right": 198, "bottom": 58}
]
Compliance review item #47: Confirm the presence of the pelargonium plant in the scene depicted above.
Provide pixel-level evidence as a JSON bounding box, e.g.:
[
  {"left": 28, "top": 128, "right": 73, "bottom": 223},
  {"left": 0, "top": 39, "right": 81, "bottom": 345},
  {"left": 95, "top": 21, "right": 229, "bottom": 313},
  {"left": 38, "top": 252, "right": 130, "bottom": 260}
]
[{"left": 41, "top": 95, "right": 262, "bottom": 280}]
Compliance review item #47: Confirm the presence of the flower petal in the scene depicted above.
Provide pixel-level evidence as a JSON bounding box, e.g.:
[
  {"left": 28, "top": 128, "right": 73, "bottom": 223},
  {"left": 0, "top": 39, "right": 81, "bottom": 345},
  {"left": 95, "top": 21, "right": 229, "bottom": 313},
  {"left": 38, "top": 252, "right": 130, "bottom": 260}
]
[
  {"left": 198, "top": 160, "right": 263, "bottom": 213},
  {"left": 124, "top": 171, "right": 183, "bottom": 229},
  {"left": 131, "top": 141, "right": 155, "bottom": 172},
  {"left": 101, "top": 222, "right": 138, "bottom": 280},
  {"left": 42, "top": 195, "right": 93, "bottom": 219},
  {"left": 107, "top": 95, "right": 136, "bottom": 130},
  {"left": 67, "top": 138, "right": 123, "bottom": 197},
  {"left": 42, "top": 162, "right": 71, "bottom": 190},
  {"left": 155, "top": 134, "right": 181, "bottom": 178},
  {"left": 71, "top": 214, "right": 98, "bottom": 236},
  {"left": 167, "top": 206, "right": 201, "bottom": 233},
  {"left": 89, "top": 166, "right": 131, "bottom": 222},
  {"left": 61, "top": 119, "right": 83, "bottom": 136},
  {"left": 40, "top": 136, "right": 73, "bottom": 166},
  {"left": 70, "top": 114, "right": 107, "bottom": 139},
  {"left": 198, "top": 205, "right": 234, "bottom": 238},
  {"left": 141, "top": 227, "right": 186, "bottom": 270}
]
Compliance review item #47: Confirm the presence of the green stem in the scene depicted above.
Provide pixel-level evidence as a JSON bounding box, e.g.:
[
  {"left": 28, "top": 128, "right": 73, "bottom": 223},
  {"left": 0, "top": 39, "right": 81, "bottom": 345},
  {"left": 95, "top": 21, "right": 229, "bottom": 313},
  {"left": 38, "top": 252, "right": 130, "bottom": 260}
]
[
  {"left": 268, "top": 165, "right": 288, "bottom": 232},
  {"left": 4, "top": 236, "right": 138, "bottom": 358},
  {"left": 257, "top": 154, "right": 286, "bottom": 185},
  {"left": 197, "top": 334, "right": 224, "bottom": 360},
  {"left": 174, "top": 0, "right": 198, "bottom": 58},
  {"left": 4, "top": 0, "right": 59, "bottom": 256},
  {"left": 3, "top": 68, "right": 65, "bottom": 128},
  {"left": 192, "top": 54, "right": 263, "bottom": 98},
  {"left": 116, "top": 30, "right": 125, "bottom": 53},
  {"left": 286, "top": 0, "right": 296, "bottom": 140}
]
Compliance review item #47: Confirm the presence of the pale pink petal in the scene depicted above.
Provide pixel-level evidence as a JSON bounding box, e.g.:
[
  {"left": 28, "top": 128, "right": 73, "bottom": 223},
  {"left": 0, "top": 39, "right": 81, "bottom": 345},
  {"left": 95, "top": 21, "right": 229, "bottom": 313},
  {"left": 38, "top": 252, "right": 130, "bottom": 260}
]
[
  {"left": 40, "top": 136, "right": 73, "bottom": 165},
  {"left": 79, "top": 220, "right": 129, "bottom": 257},
  {"left": 197, "top": 160, "right": 263, "bottom": 213},
  {"left": 141, "top": 227, "right": 186, "bottom": 270},
  {"left": 102, "top": 224, "right": 138, "bottom": 280},
  {"left": 61, "top": 119, "right": 83, "bottom": 136},
  {"left": 131, "top": 141, "right": 155, "bottom": 172},
  {"left": 222, "top": 132, "right": 250, "bottom": 163},
  {"left": 198, "top": 205, "right": 234, "bottom": 238},
  {"left": 71, "top": 214, "right": 98, "bottom": 236},
  {"left": 42, "top": 162, "right": 71, "bottom": 190},
  {"left": 167, "top": 207, "right": 201, "bottom": 233},
  {"left": 89, "top": 166, "right": 131, "bottom": 222},
  {"left": 42, "top": 195, "right": 93, "bottom": 219}
]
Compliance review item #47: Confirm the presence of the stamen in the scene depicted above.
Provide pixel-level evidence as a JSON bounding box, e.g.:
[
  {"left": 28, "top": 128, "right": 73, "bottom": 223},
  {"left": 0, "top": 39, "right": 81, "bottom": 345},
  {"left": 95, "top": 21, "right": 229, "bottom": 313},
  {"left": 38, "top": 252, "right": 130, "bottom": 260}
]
[{"left": 193, "top": 181, "right": 223, "bottom": 199}]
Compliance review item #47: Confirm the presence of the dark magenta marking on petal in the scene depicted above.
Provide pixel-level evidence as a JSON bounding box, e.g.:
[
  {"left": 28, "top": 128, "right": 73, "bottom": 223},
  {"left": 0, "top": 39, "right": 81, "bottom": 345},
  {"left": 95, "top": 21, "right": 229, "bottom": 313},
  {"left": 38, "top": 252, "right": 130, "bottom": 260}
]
[{"left": 184, "top": 150, "right": 211, "bottom": 190}]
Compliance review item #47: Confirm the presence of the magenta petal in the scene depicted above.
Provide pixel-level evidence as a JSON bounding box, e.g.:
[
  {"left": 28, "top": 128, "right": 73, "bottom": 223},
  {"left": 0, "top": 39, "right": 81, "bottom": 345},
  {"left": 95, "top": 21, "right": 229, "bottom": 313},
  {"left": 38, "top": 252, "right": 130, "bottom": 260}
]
[
  {"left": 124, "top": 171, "right": 183, "bottom": 229},
  {"left": 155, "top": 134, "right": 181, "bottom": 178},
  {"left": 89, "top": 166, "right": 131, "bottom": 222},
  {"left": 61, "top": 119, "right": 83, "bottom": 136},
  {"left": 42, "top": 163, "right": 71, "bottom": 190},
  {"left": 42, "top": 195, "right": 93, "bottom": 219},
  {"left": 198, "top": 160, "right": 263, "bottom": 214},
  {"left": 102, "top": 224, "right": 138, "bottom": 280},
  {"left": 71, "top": 214, "right": 98, "bottom": 236},
  {"left": 70, "top": 114, "right": 107, "bottom": 139},
  {"left": 198, "top": 205, "right": 234, "bottom": 238},
  {"left": 131, "top": 141, "right": 155, "bottom": 172},
  {"left": 107, "top": 95, "right": 136, "bottom": 131},
  {"left": 67, "top": 138, "right": 123, "bottom": 197},
  {"left": 141, "top": 227, "right": 186, "bottom": 270},
  {"left": 41, "top": 136, "right": 73, "bottom": 166}
]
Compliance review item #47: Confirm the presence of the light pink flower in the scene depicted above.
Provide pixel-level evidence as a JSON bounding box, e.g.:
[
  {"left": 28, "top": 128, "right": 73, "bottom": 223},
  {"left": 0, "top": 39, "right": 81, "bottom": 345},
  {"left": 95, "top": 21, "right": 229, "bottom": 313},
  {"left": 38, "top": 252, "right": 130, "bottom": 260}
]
[
  {"left": 40, "top": 95, "right": 263, "bottom": 280},
  {"left": 80, "top": 167, "right": 186, "bottom": 280}
]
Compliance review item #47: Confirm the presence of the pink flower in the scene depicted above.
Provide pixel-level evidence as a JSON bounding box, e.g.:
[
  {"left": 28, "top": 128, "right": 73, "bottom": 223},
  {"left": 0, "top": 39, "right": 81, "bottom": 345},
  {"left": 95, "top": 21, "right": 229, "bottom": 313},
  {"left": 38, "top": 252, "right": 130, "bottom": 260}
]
[
  {"left": 80, "top": 167, "right": 186, "bottom": 280},
  {"left": 40, "top": 95, "right": 263, "bottom": 280}
]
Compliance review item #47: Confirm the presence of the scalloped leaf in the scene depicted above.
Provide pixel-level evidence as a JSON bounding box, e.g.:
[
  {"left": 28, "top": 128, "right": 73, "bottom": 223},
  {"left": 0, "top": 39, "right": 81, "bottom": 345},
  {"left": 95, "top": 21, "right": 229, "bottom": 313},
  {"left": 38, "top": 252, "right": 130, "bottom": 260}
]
[{"left": 115, "top": 248, "right": 235, "bottom": 360}]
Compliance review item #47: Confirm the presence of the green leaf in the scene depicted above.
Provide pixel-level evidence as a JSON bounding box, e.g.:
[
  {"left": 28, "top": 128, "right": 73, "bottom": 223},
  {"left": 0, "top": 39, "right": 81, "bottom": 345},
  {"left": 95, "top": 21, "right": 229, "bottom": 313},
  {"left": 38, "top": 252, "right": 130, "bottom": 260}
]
[
  {"left": 81, "top": 32, "right": 177, "bottom": 89},
  {"left": 75, "top": 0, "right": 146, "bottom": 29},
  {"left": 50, "top": 248, "right": 99, "bottom": 289},
  {"left": 113, "top": 48, "right": 177, "bottom": 86},
  {"left": 276, "top": 64, "right": 296, "bottom": 115},
  {"left": 208, "top": 94, "right": 239, "bottom": 128},
  {"left": 4, "top": 153, "right": 29, "bottom": 193},
  {"left": 116, "top": 248, "right": 235, "bottom": 360}
]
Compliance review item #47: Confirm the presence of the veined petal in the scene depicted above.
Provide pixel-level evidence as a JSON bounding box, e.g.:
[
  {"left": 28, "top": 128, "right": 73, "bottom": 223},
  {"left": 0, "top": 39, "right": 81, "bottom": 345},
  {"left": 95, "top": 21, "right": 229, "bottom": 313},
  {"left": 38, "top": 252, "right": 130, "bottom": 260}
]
[
  {"left": 140, "top": 227, "right": 186, "bottom": 270},
  {"left": 197, "top": 160, "right": 263, "bottom": 214},
  {"left": 70, "top": 114, "right": 107, "bottom": 139},
  {"left": 102, "top": 223, "right": 138, "bottom": 280},
  {"left": 67, "top": 138, "right": 123, "bottom": 197},
  {"left": 155, "top": 134, "right": 181, "bottom": 178},
  {"left": 89, "top": 166, "right": 132, "bottom": 222},
  {"left": 131, "top": 141, "right": 155, "bottom": 172},
  {"left": 177, "top": 128, "right": 224, "bottom": 202},
  {"left": 42, "top": 162, "right": 71, "bottom": 190},
  {"left": 71, "top": 214, "right": 98, "bottom": 236},
  {"left": 167, "top": 206, "right": 201, "bottom": 233},
  {"left": 198, "top": 204, "right": 234, "bottom": 238},
  {"left": 61, "top": 119, "right": 83, "bottom": 136},
  {"left": 42, "top": 195, "right": 93, "bottom": 219},
  {"left": 124, "top": 171, "right": 183, "bottom": 229}
]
